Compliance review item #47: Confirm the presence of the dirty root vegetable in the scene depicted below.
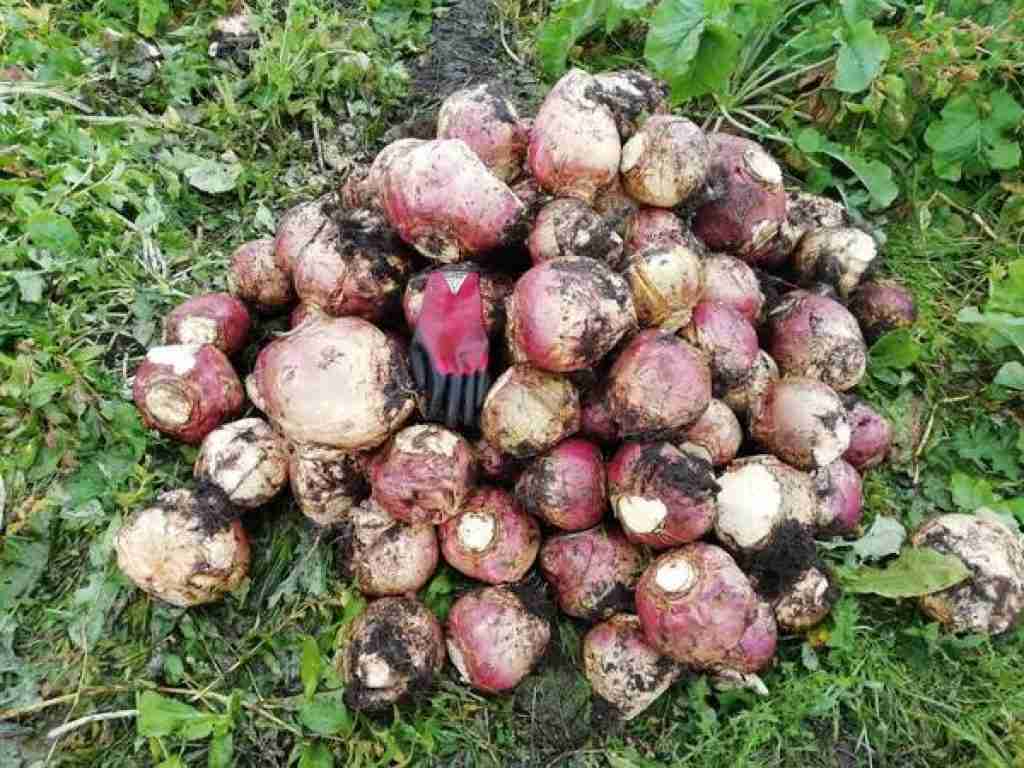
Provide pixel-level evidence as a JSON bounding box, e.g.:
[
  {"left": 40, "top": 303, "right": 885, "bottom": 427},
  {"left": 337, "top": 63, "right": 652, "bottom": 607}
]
[
  {"left": 116, "top": 488, "right": 250, "bottom": 607},
  {"left": 515, "top": 438, "right": 606, "bottom": 531},
  {"left": 722, "top": 349, "right": 779, "bottom": 417},
  {"left": 340, "top": 597, "right": 444, "bottom": 711},
  {"left": 346, "top": 501, "right": 438, "bottom": 596},
  {"left": 273, "top": 195, "right": 333, "bottom": 276},
  {"left": 228, "top": 238, "right": 295, "bottom": 313},
  {"left": 404, "top": 267, "right": 514, "bottom": 337},
  {"left": 133, "top": 344, "right": 244, "bottom": 445},
  {"left": 288, "top": 443, "right": 368, "bottom": 526},
  {"left": 473, "top": 437, "right": 523, "bottom": 486},
  {"left": 481, "top": 365, "right": 581, "bottom": 458},
  {"left": 583, "top": 614, "right": 681, "bottom": 721},
  {"left": 608, "top": 331, "right": 711, "bottom": 437},
  {"left": 636, "top": 544, "right": 777, "bottom": 673},
  {"left": 592, "top": 174, "right": 640, "bottom": 237},
  {"left": 793, "top": 227, "right": 878, "bottom": 298},
  {"left": 772, "top": 191, "right": 848, "bottom": 262},
  {"left": 683, "top": 301, "right": 759, "bottom": 393},
  {"left": 701, "top": 254, "right": 765, "bottom": 325},
  {"left": 693, "top": 134, "right": 785, "bottom": 264},
  {"left": 506, "top": 257, "right": 637, "bottom": 372},
  {"left": 528, "top": 68, "right": 621, "bottom": 202},
  {"left": 248, "top": 315, "right": 415, "bottom": 450},
  {"left": 813, "top": 459, "right": 863, "bottom": 536},
  {"left": 439, "top": 487, "right": 540, "bottom": 584},
  {"left": 163, "top": 293, "right": 251, "bottom": 356},
  {"left": 772, "top": 566, "right": 836, "bottom": 632},
  {"left": 437, "top": 83, "right": 528, "bottom": 183},
  {"left": 849, "top": 279, "right": 918, "bottom": 343},
  {"left": 540, "top": 526, "right": 644, "bottom": 620},
  {"left": 624, "top": 241, "right": 703, "bottom": 331},
  {"left": 592, "top": 70, "right": 670, "bottom": 139},
  {"left": 194, "top": 418, "right": 289, "bottom": 508},
  {"left": 370, "top": 424, "right": 476, "bottom": 525},
  {"left": 446, "top": 586, "right": 551, "bottom": 693},
  {"left": 768, "top": 291, "right": 867, "bottom": 392},
  {"left": 912, "top": 512, "right": 1024, "bottom": 635},
  {"left": 510, "top": 175, "right": 553, "bottom": 233},
  {"left": 381, "top": 139, "right": 526, "bottom": 262},
  {"left": 608, "top": 441, "right": 719, "bottom": 548},
  {"left": 579, "top": 382, "right": 620, "bottom": 444},
  {"left": 623, "top": 208, "right": 686, "bottom": 257},
  {"left": 842, "top": 396, "right": 893, "bottom": 470},
  {"left": 749, "top": 377, "right": 851, "bottom": 470},
  {"left": 341, "top": 138, "right": 425, "bottom": 211},
  {"left": 527, "top": 199, "right": 625, "bottom": 268},
  {"left": 620, "top": 115, "right": 710, "bottom": 208},
  {"left": 684, "top": 399, "right": 743, "bottom": 467}
]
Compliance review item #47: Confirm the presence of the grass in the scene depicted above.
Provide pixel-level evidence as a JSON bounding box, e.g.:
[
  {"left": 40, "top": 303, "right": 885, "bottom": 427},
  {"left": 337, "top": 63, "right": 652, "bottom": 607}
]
[{"left": 2, "top": 0, "right": 1024, "bottom": 766}]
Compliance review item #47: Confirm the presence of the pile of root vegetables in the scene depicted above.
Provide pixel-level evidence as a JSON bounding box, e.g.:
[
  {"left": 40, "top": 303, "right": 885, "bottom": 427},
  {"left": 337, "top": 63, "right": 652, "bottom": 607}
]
[{"left": 118, "top": 68, "right": 1024, "bottom": 719}]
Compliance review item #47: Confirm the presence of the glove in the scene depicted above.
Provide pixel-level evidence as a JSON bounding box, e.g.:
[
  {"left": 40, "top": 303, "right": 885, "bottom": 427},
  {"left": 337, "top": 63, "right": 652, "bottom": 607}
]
[{"left": 409, "top": 267, "right": 491, "bottom": 429}]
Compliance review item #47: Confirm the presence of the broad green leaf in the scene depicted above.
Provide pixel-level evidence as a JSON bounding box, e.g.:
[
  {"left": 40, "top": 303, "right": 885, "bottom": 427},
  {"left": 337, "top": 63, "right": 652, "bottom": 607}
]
[
  {"left": 0, "top": 506, "right": 53, "bottom": 612},
  {"left": 25, "top": 210, "right": 80, "bottom": 253},
  {"left": 957, "top": 307, "right": 1024, "bottom": 355},
  {"left": 988, "top": 259, "right": 1024, "bottom": 316},
  {"left": 834, "top": 19, "right": 890, "bottom": 94},
  {"left": 68, "top": 565, "right": 122, "bottom": 649},
  {"left": 839, "top": 548, "right": 970, "bottom": 598},
  {"left": 137, "top": 691, "right": 217, "bottom": 740},
  {"left": 671, "top": 22, "right": 740, "bottom": 101},
  {"left": 137, "top": 0, "right": 169, "bottom": 36},
  {"left": 981, "top": 90, "right": 1024, "bottom": 170},
  {"left": 870, "top": 329, "right": 921, "bottom": 370},
  {"left": 607, "top": 0, "right": 649, "bottom": 33},
  {"left": 299, "top": 694, "right": 351, "bottom": 736},
  {"left": 12, "top": 272, "right": 44, "bottom": 303},
  {"left": 185, "top": 159, "right": 241, "bottom": 194},
  {"left": 950, "top": 472, "right": 998, "bottom": 512},
  {"left": 994, "top": 361, "right": 1024, "bottom": 390},
  {"left": 300, "top": 635, "right": 322, "bottom": 700},
  {"left": 924, "top": 95, "right": 978, "bottom": 181},
  {"left": 795, "top": 128, "right": 898, "bottom": 209},
  {"left": 536, "top": 0, "right": 609, "bottom": 78},
  {"left": 851, "top": 516, "right": 906, "bottom": 561},
  {"left": 645, "top": 0, "right": 706, "bottom": 98},
  {"left": 208, "top": 731, "right": 233, "bottom": 768},
  {"left": 298, "top": 741, "right": 335, "bottom": 768}
]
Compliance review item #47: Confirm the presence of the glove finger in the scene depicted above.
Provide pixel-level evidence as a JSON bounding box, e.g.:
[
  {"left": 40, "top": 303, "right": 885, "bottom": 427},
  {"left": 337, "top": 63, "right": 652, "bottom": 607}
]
[
  {"left": 410, "top": 343, "right": 429, "bottom": 393},
  {"left": 446, "top": 375, "right": 464, "bottom": 429},
  {"left": 475, "top": 369, "right": 491, "bottom": 412},
  {"left": 462, "top": 373, "right": 478, "bottom": 430},
  {"left": 428, "top": 373, "right": 447, "bottom": 421}
]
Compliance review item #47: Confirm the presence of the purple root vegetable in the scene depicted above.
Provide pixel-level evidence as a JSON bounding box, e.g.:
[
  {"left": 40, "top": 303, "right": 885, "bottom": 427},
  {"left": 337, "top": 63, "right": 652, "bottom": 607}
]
[
  {"left": 437, "top": 83, "right": 528, "bottom": 183},
  {"left": 527, "top": 199, "right": 625, "bottom": 269},
  {"left": 849, "top": 279, "right": 918, "bottom": 343},
  {"left": 771, "top": 566, "right": 837, "bottom": 632},
  {"left": 481, "top": 365, "right": 581, "bottom": 458},
  {"left": 911, "top": 512, "right": 1024, "bottom": 636},
  {"left": 592, "top": 70, "right": 670, "bottom": 139},
  {"left": 346, "top": 501, "right": 438, "bottom": 597},
  {"left": 620, "top": 116, "right": 710, "bottom": 208},
  {"left": 528, "top": 68, "right": 622, "bottom": 202},
  {"left": 793, "top": 227, "right": 878, "bottom": 298},
  {"left": 582, "top": 614, "right": 681, "bottom": 721},
  {"left": 749, "top": 377, "right": 851, "bottom": 470},
  {"left": 289, "top": 302, "right": 321, "bottom": 329},
  {"left": 684, "top": 399, "right": 743, "bottom": 467},
  {"left": 227, "top": 238, "right": 295, "bottom": 314},
  {"left": 404, "top": 267, "right": 514, "bottom": 338},
  {"left": 842, "top": 396, "right": 893, "bottom": 470},
  {"left": 768, "top": 290, "right": 867, "bottom": 392},
  {"left": 701, "top": 253, "right": 765, "bottom": 325},
  {"left": 438, "top": 487, "right": 541, "bottom": 584},
  {"left": 721, "top": 349, "right": 779, "bottom": 417},
  {"left": 247, "top": 315, "right": 415, "bottom": 450},
  {"left": 288, "top": 443, "right": 369, "bottom": 526},
  {"left": 194, "top": 418, "right": 289, "bottom": 509},
  {"left": 446, "top": 586, "right": 551, "bottom": 693},
  {"left": 624, "top": 242, "right": 704, "bottom": 331},
  {"left": 682, "top": 301, "right": 760, "bottom": 394},
  {"left": 608, "top": 331, "right": 712, "bottom": 437},
  {"left": 579, "top": 382, "right": 620, "bottom": 444},
  {"left": 340, "top": 139, "right": 426, "bottom": 211},
  {"left": 370, "top": 425, "right": 476, "bottom": 525},
  {"left": 473, "top": 438, "right": 524, "bottom": 486},
  {"left": 635, "top": 544, "right": 778, "bottom": 673},
  {"left": 540, "top": 526, "right": 644, "bottom": 620},
  {"left": 340, "top": 596, "right": 444, "bottom": 711},
  {"left": 607, "top": 442, "right": 719, "bottom": 548},
  {"left": 116, "top": 489, "right": 251, "bottom": 607},
  {"left": 163, "top": 293, "right": 251, "bottom": 357},
  {"left": 813, "top": 459, "right": 863, "bottom": 536},
  {"left": 133, "top": 344, "right": 244, "bottom": 445},
  {"left": 515, "top": 438, "right": 607, "bottom": 531},
  {"left": 592, "top": 174, "right": 640, "bottom": 237},
  {"left": 771, "top": 191, "right": 849, "bottom": 263},
  {"left": 692, "top": 134, "right": 786, "bottom": 265},
  {"left": 506, "top": 258, "right": 637, "bottom": 372},
  {"left": 623, "top": 208, "right": 686, "bottom": 257},
  {"left": 273, "top": 195, "right": 334, "bottom": 276}
]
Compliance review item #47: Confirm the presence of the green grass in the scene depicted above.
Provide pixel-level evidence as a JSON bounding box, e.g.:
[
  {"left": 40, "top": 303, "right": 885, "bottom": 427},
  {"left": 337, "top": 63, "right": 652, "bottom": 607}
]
[{"left": 2, "top": 1, "right": 1024, "bottom": 766}]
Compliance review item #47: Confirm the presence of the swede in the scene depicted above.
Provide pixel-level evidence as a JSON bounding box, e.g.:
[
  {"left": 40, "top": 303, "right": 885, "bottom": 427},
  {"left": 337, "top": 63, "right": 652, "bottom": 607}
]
[
  {"left": 289, "top": 443, "right": 368, "bottom": 526},
  {"left": 682, "top": 301, "right": 759, "bottom": 393},
  {"left": 849, "top": 279, "right": 918, "bottom": 343},
  {"left": 593, "top": 70, "right": 669, "bottom": 139},
  {"left": 620, "top": 116, "right": 709, "bottom": 207},
  {"left": 813, "top": 459, "right": 863, "bottom": 536},
  {"left": 842, "top": 396, "right": 892, "bottom": 470},
  {"left": 684, "top": 398, "right": 743, "bottom": 467},
  {"left": 772, "top": 566, "right": 837, "bottom": 632},
  {"left": 624, "top": 242, "right": 703, "bottom": 331},
  {"left": 437, "top": 83, "right": 528, "bottom": 182},
  {"left": 749, "top": 376, "right": 851, "bottom": 469},
  {"left": 515, "top": 438, "right": 606, "bottom": 531},
  {"left": 527, "top": 199, "right": 625, "bottom": 268},
  {"left": 346, "top": 501, "right": 438, "bottom": 597},
  {"left": 701, "top": 254, "right": 765, "bottom": 325},
  {"left": 163, "top": 293, "right": 251, "bottom": 357},
  {"left": 228, "top": 238, "right": 295, "bottom": 314},
  {"left": 480, "top": 365, "right": 581, "bottom": 458},
  {"left": 721, "top": 350, "right": 779, "bottom": 417},
  {"left": 793, "top": 227, "right": 878, "bottom": 299},
  {"left": 194, "top": 418, "right": 289, "bottom": 509},
  {"left": 623, "top": 208, "right": 686, "bottom": 257}
]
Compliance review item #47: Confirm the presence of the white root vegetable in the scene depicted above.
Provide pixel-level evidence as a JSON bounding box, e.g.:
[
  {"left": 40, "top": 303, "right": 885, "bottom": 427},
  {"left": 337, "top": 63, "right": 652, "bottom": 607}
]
[
  {"left": 771, "top": 191, "right": 848, "bottom": 264},
  {"left": 480, "top": 365, "right": 581, "bottom": 458},
  {"left": 749, "top": 377, "right": 851, "bottom": 470},
  {"left": 772, "top": 566, "right": 837, "bottom": 632},
  {"left": 288, "top": 443, "right": 369, "bottom": 526},
  {"left": 793, "top": 227, "right": 878, "bottom": 298},
  {"left": 228, "top": 238, "right": 295, "bottom": 314},
  {"left": 528, "top": 199, "right": 625, "bottom": 269},
  {"left": 346, "top": 501, "right": 438, "bottom": 597},
  {"left": 684, "top": 399, "right": 743, "bottom": 467},
  {"left": 194, "top": 418, "right": 289, "bottom": 509},
  {"left": 437, "top": 83, "right": 528, "bottom": 182},
  {"left": 721, "top": 350, "right": 779, "bottom": 418},
  {"left": 624, "top": 241, "right": 703, "bottom": 331},
  {"left": 620, "top": 115, "right": 710, "bottom": 208}
]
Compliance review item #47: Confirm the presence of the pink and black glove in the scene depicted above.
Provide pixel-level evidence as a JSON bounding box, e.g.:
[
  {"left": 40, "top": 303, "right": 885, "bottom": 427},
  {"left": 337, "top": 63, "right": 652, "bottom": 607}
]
[{"left": 410, "top": 267, "right": 490, "bottom": 429}]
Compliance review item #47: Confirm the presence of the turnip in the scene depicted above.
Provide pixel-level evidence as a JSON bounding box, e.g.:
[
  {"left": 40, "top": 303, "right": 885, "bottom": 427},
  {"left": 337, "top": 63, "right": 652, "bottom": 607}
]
[
  {"left": 608, "top": 331, "right": 711, "bottom": 437},
  {"left": 370, "top": 424, "right": 476, "bottom": 525},
  {"left": 289, "top": 443, "right": 368, "bottom": 526},
  {"left": 248, "top": 315, "right": 415, "bottom": 450},
  {"left": 583, "top": 613, "right": 681, "bottom": 721},
  {"left": 163, "top": 293, "right": 251, "bottom": 356},
  {"left": 404, "top": 267, "right": 514, "bottom": 338},
  {"left": 682, "top": 301, "right": 760, "bottom": 393},
  {"left": 273, "top": 195, "right": 334, "bottom": 276},
  {"left": 842, "top": 396, "right": 893, "bottom": 470},
  {"left": 540, "top": 526, "right": 644, "bottom": 620},
  {"left": 194, "top": 418, "right": 289, "bottom": 509},
  {"left": 579, "top": 382, "right": 620, "bottom": 444},
  {"left": 515, "top": 438, "right": 606, "bottom": 531},
  {"left": 749, "top": 377, "right": 851, "bottom": 470},
  {"left": 506, "top": 257, "right": 637, "bottom": 372},
  {"left": 721, "top": 349, "right": 779, "bottom": 417},
  {"left": 481, "top": 365, "right": 581, "bottom": 458},
  {"left": 684, "top": 399, "right": 743, "bottom": 467},
  {"left": 437, "top": 83, "right": 528, "bottom": 183},
  {"left": 620, "top": 115, "right": 709, "bottom": 207},
  {"left": 813, "top": 459, "right": 863, "bottom": 536},
  {"left": 624, "top": 242, "right": 703, "bottom": 331},
  {"left": 768, "top": 290, "right": 867, "bottom": 391},
  {"left": 381, "top": 139, "right": 527, "bottom": 262},
  {"left": 912, "top": 513, "right": 1024, "bottom": 635},
  {"left": 227, "top": 238, "right": 295, "bottom": 314},
  {"left": 592, "top": 70, "right": 670, "bottom": 139},
  {"left": 116, "top": 488, "right": 250, "bottom": 607},
  {"left": 608, "top": 441, "right": 718, "bottom": 548},
  {"left": 592, "top": 174, "right": 640, "bottom": 237},
  {"left": 133, "top": 344, "right": 244, "bottom": 445},
  {"left": 793, "top": 227, "right": 878, "bottom": 298},
  {"left": 446, "top": 586, "right": 551, "bottom": 693},
  {"left": 701, "top": 254, "right": 765, "bottom": 325},
  {"left": 623, "top": 208, "right": 686, "bottom": 257},
  {"left": 340, "top": 596, "right": 444, "bottom": 711},
  {"left": 341, "top": 139, "right": 426, "bottom": 211},
  {"left": 473, "top": 437, "right": 524, "bottom": 486},
  {"left": 692, "top": 134, "right": 785, "bottom": 264},
  {"left": 635, "top": 544, "right": 777, "bottom": 673},
  {"left": 527, "top": 199, "right": 625, "bottom": 269},
  {"left": 528, "top": 68, "right": 622, "bottom": 202},
  {"left": 849, "top": 279, "right": 918, "bottom": 343},
  {"left": 771, "top": 191, "right": 848, "bottom": 263},
  {"left": 439, "top": 487, "right": 540, "bottom": 584},
  {"left": 771, "top": 566, "right": 837, "bottom": 632},
  {"left": 346, "top": 501, "right": 438, "bottom": 597}
]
